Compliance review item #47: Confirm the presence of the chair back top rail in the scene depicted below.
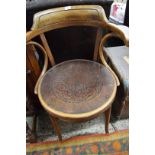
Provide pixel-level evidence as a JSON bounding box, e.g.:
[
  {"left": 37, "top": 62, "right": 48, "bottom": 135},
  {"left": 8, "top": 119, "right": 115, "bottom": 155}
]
[
  {"left": 27, "top": 5, "right": 108, "bottom": 42},
  {"left": 27, "top": 5, "right": 128, "bottom": 46},
  {"left": 32, "top": 5, "right": 108, "bottom": 30}
]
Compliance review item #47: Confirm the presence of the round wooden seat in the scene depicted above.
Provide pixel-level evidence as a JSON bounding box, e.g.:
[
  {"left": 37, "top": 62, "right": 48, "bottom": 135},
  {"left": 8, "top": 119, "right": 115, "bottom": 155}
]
[{"left": 38, "top": 59, "right": 116, "bottom": 121}]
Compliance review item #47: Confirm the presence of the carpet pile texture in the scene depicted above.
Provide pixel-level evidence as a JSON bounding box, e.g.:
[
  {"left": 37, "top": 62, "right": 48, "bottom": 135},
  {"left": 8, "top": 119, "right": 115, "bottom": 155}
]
[{"left": 27, "top": 129, "right": 128, "bottom": 155}]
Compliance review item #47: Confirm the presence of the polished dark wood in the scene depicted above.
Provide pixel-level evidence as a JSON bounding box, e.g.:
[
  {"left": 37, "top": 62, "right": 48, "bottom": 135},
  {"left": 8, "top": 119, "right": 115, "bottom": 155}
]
[{"left": 40, "top": 59, "right": 115, "bottom": 115}]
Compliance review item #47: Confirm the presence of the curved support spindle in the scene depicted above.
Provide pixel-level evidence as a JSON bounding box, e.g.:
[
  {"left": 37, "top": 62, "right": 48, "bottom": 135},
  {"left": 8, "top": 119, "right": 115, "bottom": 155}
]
[
  {"left": 26, "top": 41, "right": 48, "bottom": 94},
  {"left": 99, "top": 33, "right": 121, "bottom": 86},
  {"left": 40, "top": 33, "right": 55, "bottom": 66}
]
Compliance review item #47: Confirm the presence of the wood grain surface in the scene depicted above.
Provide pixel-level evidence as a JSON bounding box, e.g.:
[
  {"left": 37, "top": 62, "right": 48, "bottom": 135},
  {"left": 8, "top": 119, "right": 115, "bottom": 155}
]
[{"left": 39, "top": 59, "right": 115, "bottom": 115}]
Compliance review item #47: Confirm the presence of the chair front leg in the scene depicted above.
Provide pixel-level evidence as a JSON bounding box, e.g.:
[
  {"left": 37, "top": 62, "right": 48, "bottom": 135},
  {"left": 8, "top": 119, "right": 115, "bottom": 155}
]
[
  {"left": 50, "top": 116, "right": 62, "bottom": 141},
  {"left": 105, "top": 106, "right": 112, "bottom": 133}
]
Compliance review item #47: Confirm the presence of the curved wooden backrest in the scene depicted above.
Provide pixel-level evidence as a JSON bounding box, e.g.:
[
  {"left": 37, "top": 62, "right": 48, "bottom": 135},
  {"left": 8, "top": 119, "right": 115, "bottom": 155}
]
[
  {"left": 27, "top": 5, "right": 128, "bottom": 63},
  {"left": 31, "top": 5, "right": 108, "bottom": 32},
  {"left": 27, "top": 5, "right": 110, "bottom": 65},
  {"left": 27, "top": 5, "right": 128, "bottom": 42},
  {"left": 26, "top": 5, "right": 129, "bottom": 91}
]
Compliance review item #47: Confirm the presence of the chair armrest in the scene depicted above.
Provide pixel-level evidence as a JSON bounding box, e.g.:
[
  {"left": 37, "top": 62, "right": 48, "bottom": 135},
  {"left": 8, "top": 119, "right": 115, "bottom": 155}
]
[
  {"left": 99, "top": 32, "right": 128, "bottom": 86},
  {"left": 115, "top": 25, "right": 129, "bottom": 41},
  {"left": 26, "top": 41, "right": 48, "bottom": 94},
  {"left": 99, "top": 23, "right": 129, "bottom": 86},
  {"left": 106, "top": 23, "right": 129, "bottom": 46}
]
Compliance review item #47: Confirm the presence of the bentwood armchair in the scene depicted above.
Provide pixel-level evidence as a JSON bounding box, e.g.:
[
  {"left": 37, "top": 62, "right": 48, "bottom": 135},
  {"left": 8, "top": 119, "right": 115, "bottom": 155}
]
[{"left": 26, "top": 5, "right": 129, "bottom": 141}]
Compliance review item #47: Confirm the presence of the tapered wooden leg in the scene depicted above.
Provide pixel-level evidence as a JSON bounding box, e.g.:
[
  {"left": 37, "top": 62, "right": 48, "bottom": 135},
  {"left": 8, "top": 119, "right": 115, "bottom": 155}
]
[
  {"left": 50, "top": 117, "right": 62, "bottom": 141},
  {"left": 105, "top": 106, "right": 111, "bottom": 134}
]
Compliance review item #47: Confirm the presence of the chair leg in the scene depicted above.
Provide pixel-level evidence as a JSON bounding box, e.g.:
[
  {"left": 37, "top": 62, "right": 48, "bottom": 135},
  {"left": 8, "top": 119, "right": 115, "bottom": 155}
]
[
  {"left": 105, "top": 106, "right": 111, "bottom": 134},
  {"left": 50, "top": 116, "right": 62, "bottom": 141}
]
